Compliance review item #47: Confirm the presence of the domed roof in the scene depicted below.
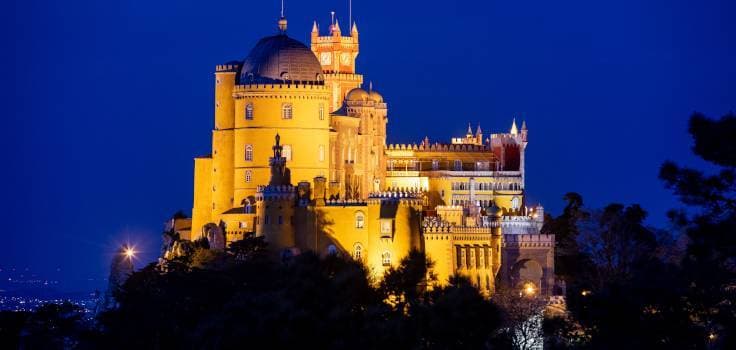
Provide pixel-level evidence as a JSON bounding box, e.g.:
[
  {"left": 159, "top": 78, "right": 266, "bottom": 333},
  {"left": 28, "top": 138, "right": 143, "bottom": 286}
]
[
  {"left": 368, "top": 90, "right": 383, "bottom": 103},
  {"left": 346, "top": 88, "right": 369, "bottom": 101},
  {"left": 239, "top": 34, "right": 323, "bottom": 84}
]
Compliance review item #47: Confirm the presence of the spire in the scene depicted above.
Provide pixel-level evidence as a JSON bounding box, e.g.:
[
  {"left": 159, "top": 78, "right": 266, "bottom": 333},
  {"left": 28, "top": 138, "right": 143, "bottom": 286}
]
[
  {"left": 333, "top": 18, "right": 342, "bottom": 33},
  {"left": 277, "top": 0, "right": 287, "bottom": 33},
  {"left": 312, "top": 20, "right": 318, "bottom": 33},
  {"left": 467, "top": 123, "right": 473, "bottom": 135},
  {"left": 510, "top": 118, "right": 518, "bottom": 135},
  {"left": 369, "top": 81, "right": 373, "bottom": 92},
  {"left": 521, "top": 120, "right": 527, "bottom": 131},
  {"left": 476, "top": 123, "right": 482, "bottom": 136},
  {"left": 351, "top": 21, "right": 358, "bottom": 34}
]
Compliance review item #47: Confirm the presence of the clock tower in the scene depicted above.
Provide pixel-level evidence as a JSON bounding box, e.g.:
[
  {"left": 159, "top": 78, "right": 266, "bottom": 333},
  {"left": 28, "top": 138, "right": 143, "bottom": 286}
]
[{"left": 311, "top": 17, "right": 363, "bottom": 112}]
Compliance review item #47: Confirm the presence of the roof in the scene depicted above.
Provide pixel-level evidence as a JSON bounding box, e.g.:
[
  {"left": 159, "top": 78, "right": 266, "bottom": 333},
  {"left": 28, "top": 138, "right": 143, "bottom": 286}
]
[{"left": 238, "top": 34, "right": 323, "bottom": 84}]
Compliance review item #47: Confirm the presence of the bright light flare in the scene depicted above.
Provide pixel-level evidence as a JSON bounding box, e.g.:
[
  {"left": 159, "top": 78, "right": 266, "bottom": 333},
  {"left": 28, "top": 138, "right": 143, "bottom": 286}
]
[
  {"left": 523, "top": 283, "right": 536, "bottom": 297},
  {"left": 123, "top": 246, "right": 136, "bottom": 259}
]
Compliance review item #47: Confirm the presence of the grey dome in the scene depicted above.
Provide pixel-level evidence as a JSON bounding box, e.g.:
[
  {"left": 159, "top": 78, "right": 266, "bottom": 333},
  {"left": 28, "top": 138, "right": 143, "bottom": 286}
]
[{"left": 239, "top": 34, "right": 323, "bottom": 84}]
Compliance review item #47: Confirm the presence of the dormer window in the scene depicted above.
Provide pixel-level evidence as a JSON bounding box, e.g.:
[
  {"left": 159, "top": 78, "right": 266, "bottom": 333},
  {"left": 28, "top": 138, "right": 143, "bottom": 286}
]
[{"left": 282, "top": 103, "right": 293, "bottom": 119}]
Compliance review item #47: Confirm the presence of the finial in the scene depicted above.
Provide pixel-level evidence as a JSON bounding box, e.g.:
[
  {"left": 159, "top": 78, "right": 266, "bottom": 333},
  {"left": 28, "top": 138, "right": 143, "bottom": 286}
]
[
  {"left": 277, "top": 0, "right": 287, "bottom": 34},
  {"left": 334, "top": 18, "right": 341, "bottom": 32},
  {"left": 330, "top": 11, "right": 335, "bottom": 26},
  {"left": 369, "top": 81, "right": 373, "bottom": 92},
  {"left": 510, "top": 118, "right": 518, "bottom": 135}
]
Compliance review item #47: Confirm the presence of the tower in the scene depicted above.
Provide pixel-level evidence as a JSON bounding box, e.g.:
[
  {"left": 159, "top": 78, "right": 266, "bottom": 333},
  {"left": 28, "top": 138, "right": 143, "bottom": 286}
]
[{"left": 311, "top": 15, "right": 363, "bottom": 112}]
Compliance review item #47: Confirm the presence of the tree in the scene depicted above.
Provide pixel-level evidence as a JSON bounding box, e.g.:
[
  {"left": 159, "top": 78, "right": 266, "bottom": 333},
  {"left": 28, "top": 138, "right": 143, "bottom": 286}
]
[
  {"left": 541, "top": 192, "right": 589, "bottom": 282},
  {"left": 659, "top": 112, "right": 736, "bottom": 348}
]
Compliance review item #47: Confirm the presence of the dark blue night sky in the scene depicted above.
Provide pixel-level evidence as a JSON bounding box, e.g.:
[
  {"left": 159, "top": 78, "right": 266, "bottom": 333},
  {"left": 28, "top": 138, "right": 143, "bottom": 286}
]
[{"left": 4, "top": 0, "right": 734, "bottom": 291}]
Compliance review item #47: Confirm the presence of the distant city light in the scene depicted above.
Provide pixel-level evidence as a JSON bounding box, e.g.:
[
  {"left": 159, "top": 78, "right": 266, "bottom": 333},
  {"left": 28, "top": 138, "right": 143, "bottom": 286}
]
[{"left": 581, "top": 289, "right": 591, "bottom": 296}]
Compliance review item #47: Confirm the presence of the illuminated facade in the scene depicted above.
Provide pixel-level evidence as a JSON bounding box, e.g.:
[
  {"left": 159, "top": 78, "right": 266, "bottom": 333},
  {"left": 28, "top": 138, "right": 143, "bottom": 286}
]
[{"left": 182, "top": 15, "right": 554, "bottom": 295}]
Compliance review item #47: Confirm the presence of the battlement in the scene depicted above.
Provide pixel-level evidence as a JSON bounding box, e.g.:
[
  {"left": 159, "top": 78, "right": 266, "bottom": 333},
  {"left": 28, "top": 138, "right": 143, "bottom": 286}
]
[
  {"left": 312, "top": 35, "right": 358, "bottom": 45},
  {"left": 490, "top": 133, "right": 523, "bottom": 145},
  {"left": 255, "top": 184, "right": 297, "bottom": 201},
  {"left": 322, "top": 73, "right": 363, "bottom": 81},
  {"left": 325, "top": 198, "right": 368, "bottom": 206},
  {"left": 386, "top": 143, "right": 491, "bottom": 153},
  {"left": 215, "top": 63, "right": 241, "bottom": 73},
  {"left": 502, "top": 234, "right": 555, "bottom": 246},
  {"left": 234, "top": 83, "right": 329, "bottom": 92}
]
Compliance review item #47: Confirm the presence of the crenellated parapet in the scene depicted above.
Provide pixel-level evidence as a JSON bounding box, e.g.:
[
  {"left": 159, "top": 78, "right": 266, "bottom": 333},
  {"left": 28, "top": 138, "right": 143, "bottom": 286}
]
[
  {"left": 386, "top": 143, "right": 491, "bottom": 152},
  {"left": 502, "top": 233, "right": 555, "bottom": 248},
  {"left": 215, "top": 63, "right": 241, "bottom": 72},
  {"left": 325, "top": 198, "right": 368, "bottom": 206},
  {"left": 255, "top": 184, "right": 297, "bottom": 202},
  {"left": 233, "top": 83, "right": 330, "bottom": 93}
]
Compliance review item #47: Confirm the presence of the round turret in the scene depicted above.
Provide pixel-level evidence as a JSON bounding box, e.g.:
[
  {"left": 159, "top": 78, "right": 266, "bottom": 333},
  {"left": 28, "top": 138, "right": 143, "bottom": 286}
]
[
  {"left": 368, "top": 90, "right": 383, "bottom": 103},
  {"left": 346, "top": 87, "right": 369, "bottom": 101}
]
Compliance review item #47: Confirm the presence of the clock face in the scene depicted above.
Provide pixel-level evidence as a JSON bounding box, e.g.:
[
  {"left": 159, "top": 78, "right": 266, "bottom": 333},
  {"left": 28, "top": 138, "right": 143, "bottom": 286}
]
[
  {"left": 340, "top": 52, "right": 350, "bottom": 65},
  {"left": 320, "top": 52, "right": 332, "bottom": 65}
]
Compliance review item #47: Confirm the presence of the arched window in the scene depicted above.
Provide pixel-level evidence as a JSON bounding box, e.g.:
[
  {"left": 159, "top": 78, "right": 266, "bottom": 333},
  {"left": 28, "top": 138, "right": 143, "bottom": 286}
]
[
  {"left": 355, "top": 211, "right": 365, "bottom": 228},
  {"left": 381, "top": 251, "right": 391, "bottom": 266},
  {"left": 353, "top": 243, "right": 363, "bottom": 260},
  {"left": 318, "top": 145, "right": 325, "bottom": 162},
  {"left": 282, "top": 145, "right": 292, "bottom": 160},
  {"left": 245, "top": 170, "right": 252, "bottom": 183},
  {"left": 511, "top": 196, "right": 520, "bottom": 210},
  {"left": 245, "top": 145, "right": 253, "bottom": 161},
  {"left": 327, "top": 244, "right": 337, "bottom": 255},
  {"left": 282, "top": 103, "right": 293, "bottom": 119},
  {"left": 245, "top": 103, "right": 254, "bottom": 120},
  {"left": 319, "top": 103, "right": 325, "bottom": 120}
]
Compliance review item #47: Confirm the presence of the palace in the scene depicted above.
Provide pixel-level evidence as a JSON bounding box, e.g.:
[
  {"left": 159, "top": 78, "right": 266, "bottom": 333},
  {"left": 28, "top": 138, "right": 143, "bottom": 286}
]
[{"left": 173, "top": 14, "right": 554, "bottom": 295}]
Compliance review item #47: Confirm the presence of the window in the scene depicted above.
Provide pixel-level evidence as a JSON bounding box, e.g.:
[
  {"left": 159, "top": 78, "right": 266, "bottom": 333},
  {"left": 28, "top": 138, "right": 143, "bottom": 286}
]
[
  {"left": 265, "top": 215, "right": 270, "bottom": 225},
  {"left": 432, "top": 159, "right": 439, "bottom": 170},
  {"left": 355, "top": 211, "right": 365, "bottom": 228},
  {"left": 278, "top": 216, "right": 283, "bottom": 225},
  {"left": 511, "top": 196, "right": 521, "bottom": 210},
  {"left": 319, "top": 145, "right": 325, "bottom": 162},
  {"left": 245, "top": 145, "right": 253, "bottom": 161},
  {"left": 239, "top": 221, "right": 247, "bottom": 229},
  {"left": 454, "top": 160, "right": 462, "bottom": 171},
  {"left": 319, "top": 103, "right": 324, "bottom": 120},
  {"left": 282, "top": 145, "right": 292, "bottom": 160},
  {"left": 380, "top": 220, "right": 392, "bottom": 236},
  {"left": 245, "top": 103, "right": 254, "bottom": 120},
  {"left": 382, "top": 251, "right": 391, "bottom": 266},
  {"left": 327, "top": 244, "right": 337, "bottom": 255},
  {"left": 245, "top": 170, "right": 252, "bottom": 182},
  {"left": 353, "top": 244, "right": 363, "bottom": 260},
  {"left": 282, "top": 103, "right": 293, "bottom": 119}
]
